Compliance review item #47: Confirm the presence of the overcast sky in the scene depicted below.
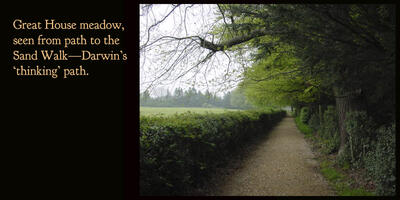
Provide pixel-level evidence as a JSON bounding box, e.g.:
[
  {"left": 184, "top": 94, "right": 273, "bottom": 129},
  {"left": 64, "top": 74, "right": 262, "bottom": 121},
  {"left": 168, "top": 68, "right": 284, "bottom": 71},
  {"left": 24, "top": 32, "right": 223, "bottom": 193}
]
[{"left": 139, "top": 4, "right": 253, "bottom": 97}]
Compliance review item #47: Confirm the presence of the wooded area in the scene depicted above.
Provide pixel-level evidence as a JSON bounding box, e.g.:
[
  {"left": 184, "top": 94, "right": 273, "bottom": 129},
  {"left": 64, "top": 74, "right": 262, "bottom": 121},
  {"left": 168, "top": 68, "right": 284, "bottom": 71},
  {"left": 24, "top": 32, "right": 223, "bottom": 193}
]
[
  {"left": 140, "top": 87, "right": 252, "bottom": 109},
  {"left": 140, "top": 4, "right": 395, "bottom": 196}
]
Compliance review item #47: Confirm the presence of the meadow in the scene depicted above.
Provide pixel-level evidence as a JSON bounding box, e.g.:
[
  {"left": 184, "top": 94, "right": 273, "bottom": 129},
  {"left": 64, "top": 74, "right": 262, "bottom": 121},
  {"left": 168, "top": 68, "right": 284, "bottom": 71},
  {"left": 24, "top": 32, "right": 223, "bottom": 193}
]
[{"left": 140, "top": 106, "right": 239, "bottom": 116}]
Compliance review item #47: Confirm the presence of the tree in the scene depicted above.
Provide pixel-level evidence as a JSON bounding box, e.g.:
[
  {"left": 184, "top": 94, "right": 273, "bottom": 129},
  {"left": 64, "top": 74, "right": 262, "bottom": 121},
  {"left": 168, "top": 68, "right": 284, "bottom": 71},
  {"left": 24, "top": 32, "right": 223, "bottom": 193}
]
[
  {"left": 222, "top": 92, "right": 232, "bottom": 108},
  {"left": 195, "top": 4, "right": 395, "bottom": 155},
  {"left": 140, "top": 90, "right": 151, "bottom": 106},
  {"left": 140, "top": 4, "right": 247, "bottom": 93},
  {"left": 239, "top": 40, "right": 322, "bottom": 107},
  {"left": 230, "top": 87, "right": 253, "bottom": 109}
]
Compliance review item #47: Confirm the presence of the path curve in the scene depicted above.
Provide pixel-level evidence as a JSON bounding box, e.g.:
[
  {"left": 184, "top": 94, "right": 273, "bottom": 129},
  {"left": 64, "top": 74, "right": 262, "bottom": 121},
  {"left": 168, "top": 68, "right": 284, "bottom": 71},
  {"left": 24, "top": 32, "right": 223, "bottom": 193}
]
[{"left": 209, "top": 117, "right": 334, "bottom": 196}]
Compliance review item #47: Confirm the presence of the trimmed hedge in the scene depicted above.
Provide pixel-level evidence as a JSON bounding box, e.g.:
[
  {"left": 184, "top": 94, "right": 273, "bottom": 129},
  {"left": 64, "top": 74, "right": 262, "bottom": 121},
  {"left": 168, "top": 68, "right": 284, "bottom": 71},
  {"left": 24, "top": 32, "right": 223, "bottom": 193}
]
[{"left": 140, "top": 110, "right": 286, "bottom": 195}]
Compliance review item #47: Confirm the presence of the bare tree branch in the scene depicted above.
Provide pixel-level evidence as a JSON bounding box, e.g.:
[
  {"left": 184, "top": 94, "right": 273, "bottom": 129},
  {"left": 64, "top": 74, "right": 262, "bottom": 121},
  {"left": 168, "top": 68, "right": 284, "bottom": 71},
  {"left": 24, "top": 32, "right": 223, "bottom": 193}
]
[
  {"left": 199, "top": 28, "right": 277, "bottom": 52},
  {"left": 175, "top": 51, "right": 216, "bottom": 80},
  {"left": 141, "top": 4, "right": 181, "bottom": 50}
]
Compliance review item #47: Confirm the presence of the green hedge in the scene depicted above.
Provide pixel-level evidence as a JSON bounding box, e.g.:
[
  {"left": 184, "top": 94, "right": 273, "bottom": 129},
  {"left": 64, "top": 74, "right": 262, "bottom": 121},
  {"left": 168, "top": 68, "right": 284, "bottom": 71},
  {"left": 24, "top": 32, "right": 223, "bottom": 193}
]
[
  {"left": 140, "top": 110, "right": 286, "bottom": 195},
  {"left": 300, "top": 107, "right": 311, "bottom": 124},
  {"left": 294, "top": 115, "right": 312, "bottom": 135}
]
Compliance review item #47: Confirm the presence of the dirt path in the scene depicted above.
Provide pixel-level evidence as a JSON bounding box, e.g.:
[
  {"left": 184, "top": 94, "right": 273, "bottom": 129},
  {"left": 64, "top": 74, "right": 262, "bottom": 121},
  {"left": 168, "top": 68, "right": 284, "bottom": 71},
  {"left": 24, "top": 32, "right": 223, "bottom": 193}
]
[{"left": 208, "top": 117, "right": 334, "bottom": 196}]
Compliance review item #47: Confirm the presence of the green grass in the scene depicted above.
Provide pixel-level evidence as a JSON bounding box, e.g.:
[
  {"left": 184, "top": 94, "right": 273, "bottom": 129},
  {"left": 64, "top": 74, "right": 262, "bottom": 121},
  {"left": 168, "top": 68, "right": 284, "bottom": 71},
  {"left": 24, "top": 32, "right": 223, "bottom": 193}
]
[
  {"left": 321, "top": 161, "right": 343, "bottom": 182},
  {"left": 140, "top": 106, "right": 239, "bottom": 116},
  {"left": 320, "top": 160, "right": 375, "bottom": 196},
  {"left": 339, "top": 187, "right": 374, "bottom": 196}
]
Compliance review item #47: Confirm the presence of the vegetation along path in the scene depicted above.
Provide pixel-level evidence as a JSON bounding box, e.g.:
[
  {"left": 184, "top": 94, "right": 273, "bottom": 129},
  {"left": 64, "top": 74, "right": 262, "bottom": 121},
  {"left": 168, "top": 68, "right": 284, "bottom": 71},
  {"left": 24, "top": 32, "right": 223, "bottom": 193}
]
[{"left": 209, "top": 117, "right": 334, "bottom": 196}]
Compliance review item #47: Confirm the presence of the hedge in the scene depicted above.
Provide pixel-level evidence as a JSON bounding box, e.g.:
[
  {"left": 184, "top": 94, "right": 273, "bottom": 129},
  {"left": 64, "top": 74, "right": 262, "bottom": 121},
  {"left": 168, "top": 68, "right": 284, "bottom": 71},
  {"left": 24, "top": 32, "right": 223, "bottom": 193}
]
[
  {"left": 300, "top": 107, "right": 311, "bottom": 124},
  {"left": 140, "top": 110, "right": 286, "bottom": 195}
]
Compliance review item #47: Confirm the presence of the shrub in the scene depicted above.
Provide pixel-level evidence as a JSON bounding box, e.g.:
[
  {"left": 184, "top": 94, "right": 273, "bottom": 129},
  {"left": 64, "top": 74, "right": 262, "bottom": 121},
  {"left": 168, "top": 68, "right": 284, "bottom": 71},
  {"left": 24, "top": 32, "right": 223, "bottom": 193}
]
[
  {"left": 300, "top": 107, "right": 311, "bottom": 124},
  {"left": 340, "top": 111, "right": 395, "bottom": 195},
  {"left": 320, "top": 106, "right": 338, "bottom": 139},
  {"left": 140, "top": 110, "right": 286, "bottom": 195},
  {"left": 308, "top": 113, "right": 320, "bottom": 132},
  {"left": 320, "top": 133, "right": 340, "bottom": 155},
  {"left": 318, "top": 106, "right": 340, "bottom": 154},
  {"left": 294, "top": 115, "right": 312, "bottom": 135},
  {"left": 336, "top": 143, "right": 352, "bottom": 167},
  {"left": 344, "top": 111, "right": 376, "bottom": 168},
  {"left": 364, "top": 124, "right": 396, "bottom": 196},
  {"left": 321, "top": 158, "right": 375, "bottom": 196}
]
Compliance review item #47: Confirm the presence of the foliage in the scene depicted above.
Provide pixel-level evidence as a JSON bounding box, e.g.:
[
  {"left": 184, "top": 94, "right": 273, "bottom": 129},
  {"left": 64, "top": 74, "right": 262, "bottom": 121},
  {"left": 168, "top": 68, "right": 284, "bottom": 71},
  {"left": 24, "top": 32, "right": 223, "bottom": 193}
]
[
  {"left": 140, "top": 110, "right": 286, "bottom": 195},
  {"left": 140, "top": 87, "right": 252, "bottom": 109},
  {"left": 320, "top": 161, "right": 343, "bottom": 182},
  {"left": 140, "top": 107, "right": 238, "bottom": 116},
  {"left": 320, "top": 160, "right": 374, "bottom": 196},
  {"left": 216, "top": 4, "right": 395, "bottom": 158},
  {"left": 218, "top": 4, "right": 394, "bottom": 111},
  {"left": 302, "top": 106, "right": 339, "bottom": 155},
  {"left": 338, "top": 188, "right": 374, "bottom": 196},
  {"left": 241, "top": 41, "right": 324, "bottom": 107},
  {"left": 229, "top": 87, "right": 253, "bottom": 109},
  {"left": 364, "top": 124, "right": 396, "bottom": 196},
  {"left": 295, "top": 109, "right": 339, "bottom": 156},
  {"left": 343, "top": 111, "right": 376, "bottom": 168},
  {"left": 334, "top": 111, "right": 396, "bottom": 196},
  {"left": 141, "top": 4, "right": 396, "bottom": 196},
  {"left": 308, "top": 113, "right": 320, "bottom": 132},
  {"left": 300, "top": 107, "right": 311, "bottom": 124},
  {"left": 317, "top": 106, "right": 340, "bottom": 154},
  {"left": 320, "top": 106, "right": 337, "bottom": 139},
  {"left": 294, "top": 115, "right": 312, "bottom": 136}
]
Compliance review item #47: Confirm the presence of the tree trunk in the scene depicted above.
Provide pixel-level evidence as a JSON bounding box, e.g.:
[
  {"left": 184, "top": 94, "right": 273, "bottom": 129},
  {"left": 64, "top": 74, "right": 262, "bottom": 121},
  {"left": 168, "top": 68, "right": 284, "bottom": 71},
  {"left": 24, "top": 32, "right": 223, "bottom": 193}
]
[{"left": 333, "top": 86, "right": 355, "bottom": 156}]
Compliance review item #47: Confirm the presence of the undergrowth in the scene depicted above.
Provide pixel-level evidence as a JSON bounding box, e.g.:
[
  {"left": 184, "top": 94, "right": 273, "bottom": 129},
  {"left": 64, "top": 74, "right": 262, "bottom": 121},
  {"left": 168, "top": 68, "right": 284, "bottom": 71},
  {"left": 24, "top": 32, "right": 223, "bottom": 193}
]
[
  {"left": 320, "top": 160, "right": 374, "bottom": 196},
  {"left": 294, "top": 113, "right": 376, "bottom": 196}
]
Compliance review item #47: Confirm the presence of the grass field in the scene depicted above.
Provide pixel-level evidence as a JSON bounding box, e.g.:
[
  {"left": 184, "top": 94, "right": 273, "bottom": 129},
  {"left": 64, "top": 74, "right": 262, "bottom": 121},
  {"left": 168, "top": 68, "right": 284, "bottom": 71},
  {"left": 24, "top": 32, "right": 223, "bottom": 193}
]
[{"left": 140, "top": 106, "right": 239, "bottom": 116}]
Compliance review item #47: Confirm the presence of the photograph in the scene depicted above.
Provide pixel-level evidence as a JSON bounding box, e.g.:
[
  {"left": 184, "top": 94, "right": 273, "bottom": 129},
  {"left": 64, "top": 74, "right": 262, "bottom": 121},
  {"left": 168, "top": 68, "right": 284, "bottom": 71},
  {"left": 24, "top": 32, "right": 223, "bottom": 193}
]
[{"left": 139, "top": 4, "right": 396, "bottom": 196}]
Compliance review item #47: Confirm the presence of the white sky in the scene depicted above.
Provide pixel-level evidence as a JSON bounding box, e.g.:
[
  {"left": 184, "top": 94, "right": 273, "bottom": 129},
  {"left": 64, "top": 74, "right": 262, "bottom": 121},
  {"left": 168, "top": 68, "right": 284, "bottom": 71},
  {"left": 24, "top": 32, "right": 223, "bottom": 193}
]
[{"left": 139, "top": 4, "right": 254, "bottom": 97}]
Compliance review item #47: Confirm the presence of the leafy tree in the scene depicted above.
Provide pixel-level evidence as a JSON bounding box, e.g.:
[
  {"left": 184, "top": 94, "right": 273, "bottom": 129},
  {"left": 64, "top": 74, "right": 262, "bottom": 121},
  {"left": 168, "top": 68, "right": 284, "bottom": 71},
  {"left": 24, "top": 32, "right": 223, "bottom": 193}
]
[
  {"left": 222, "top": 91, "right": 232, "bottom": 108},
  {"left": 230, "top": 86, "right": 253, "bottom": 109},
  {"left": 197, "top": 4, "right": 395, "bottom": 155}
]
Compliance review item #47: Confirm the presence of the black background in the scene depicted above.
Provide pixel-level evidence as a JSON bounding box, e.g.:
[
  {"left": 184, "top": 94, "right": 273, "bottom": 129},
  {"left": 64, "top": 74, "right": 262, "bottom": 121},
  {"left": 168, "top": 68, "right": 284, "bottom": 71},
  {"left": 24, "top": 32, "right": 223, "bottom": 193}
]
[{"left": 3, "top": 0, "right": 137, "bottom": 199}]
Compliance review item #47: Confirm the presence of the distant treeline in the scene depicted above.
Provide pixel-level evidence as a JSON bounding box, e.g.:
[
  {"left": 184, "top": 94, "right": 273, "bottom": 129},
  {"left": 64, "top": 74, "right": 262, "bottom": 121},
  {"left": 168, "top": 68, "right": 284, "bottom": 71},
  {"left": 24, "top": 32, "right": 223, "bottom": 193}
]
[{"left": 140, "top": 87, "right": 252, "bottom": 109}]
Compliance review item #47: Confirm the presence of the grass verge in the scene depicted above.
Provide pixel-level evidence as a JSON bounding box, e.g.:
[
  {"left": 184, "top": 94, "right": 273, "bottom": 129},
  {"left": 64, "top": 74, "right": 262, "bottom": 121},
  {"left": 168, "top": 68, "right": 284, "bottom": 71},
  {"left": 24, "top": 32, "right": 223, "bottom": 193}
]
[
  {"left": 293, "top": 116, "right": 375, "bottom": 196},
  {"left": 294, "top": 116, "right": 312, "bottom": 136},
  {"left": 320, "top": 160, "right": 374, "bottom": 196}
]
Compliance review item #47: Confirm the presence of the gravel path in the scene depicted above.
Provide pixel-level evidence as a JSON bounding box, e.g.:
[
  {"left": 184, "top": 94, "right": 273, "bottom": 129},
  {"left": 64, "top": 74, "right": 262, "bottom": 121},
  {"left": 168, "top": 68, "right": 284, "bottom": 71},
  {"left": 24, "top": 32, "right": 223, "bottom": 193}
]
[{"left": 209, "top": 117, "right": 334, "bottom": 196}]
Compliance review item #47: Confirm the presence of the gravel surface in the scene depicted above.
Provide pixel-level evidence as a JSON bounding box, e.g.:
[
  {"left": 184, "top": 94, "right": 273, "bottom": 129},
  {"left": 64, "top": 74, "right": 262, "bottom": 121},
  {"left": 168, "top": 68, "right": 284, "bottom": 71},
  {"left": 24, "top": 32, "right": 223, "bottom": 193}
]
[{"left": 207, "top": 117, "right": 335, "bottom": 196}]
